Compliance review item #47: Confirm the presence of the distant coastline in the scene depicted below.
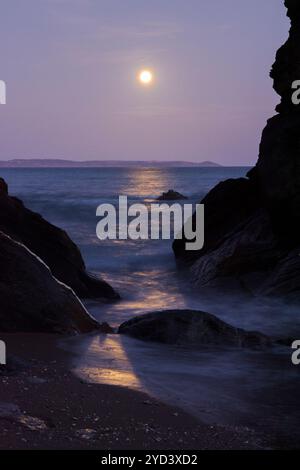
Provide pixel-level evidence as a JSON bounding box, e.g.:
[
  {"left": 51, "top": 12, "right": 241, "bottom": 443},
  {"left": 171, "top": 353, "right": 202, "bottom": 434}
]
[{"left": 0, "top": 159, "right": 224, "bottom": 168}]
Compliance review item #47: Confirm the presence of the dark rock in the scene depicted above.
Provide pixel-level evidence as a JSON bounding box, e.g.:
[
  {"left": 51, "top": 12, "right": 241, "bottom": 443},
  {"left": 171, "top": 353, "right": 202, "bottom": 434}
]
[
  {"left": 173, "top": 1, "right": 300, "bottom": 299},
  {"left": 259, "top": 249, "right": 300, "bottom": 299},
  {"left": 173, "top": 178, "right": 260, "bottom": 262},
  {"left": 0, "top": 178, "right": 119, "bottom": 300},
  {"left": 248, "top": 114, "right": 300, "bottom": 247},
  {"left": 190, "top": 210, "right": 282, "bottom": 290},
  {"left": 98, "top": 322, "right": 115, "bottom": 334},
  {"left": 118, "top": 310, "right": 271, "bottom": 349},
  {"left": 0, "top": 179, "right": 8, "bottom": 195},
  {"left": 247, "top": 0, "right": 300, "bottom": 245},
  {"left": 0, "top": 231, "right": 99, "bottom": 333},
  {"left": 157, "top": 189, "right": 188, "bottom": 201}
]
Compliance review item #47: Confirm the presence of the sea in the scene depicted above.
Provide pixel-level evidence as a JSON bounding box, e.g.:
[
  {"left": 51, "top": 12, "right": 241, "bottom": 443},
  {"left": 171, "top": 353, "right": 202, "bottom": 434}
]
[{"left": 1, "top": 166, "right": 300, "bottom": 442}]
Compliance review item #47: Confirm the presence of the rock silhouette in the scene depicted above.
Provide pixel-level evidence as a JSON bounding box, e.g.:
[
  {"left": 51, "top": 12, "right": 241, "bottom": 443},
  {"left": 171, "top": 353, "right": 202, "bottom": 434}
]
[
  {"left": 0, "top": 179, "right": 119, "bottom": 300},
  {"left": 157, "top": 189, "right": 188, "bottom": 201},
  {"left": 173, "top": 0, "right": 300, "bottom": 299},
  {"left": 247, "top": 0, "right": 300, "bottom": 246},
  {"left": 119, "top": 310, "right": 270, "bottom": 348},
  {"left": 0, "top": 231, "right": 99, "bottom": 333}
]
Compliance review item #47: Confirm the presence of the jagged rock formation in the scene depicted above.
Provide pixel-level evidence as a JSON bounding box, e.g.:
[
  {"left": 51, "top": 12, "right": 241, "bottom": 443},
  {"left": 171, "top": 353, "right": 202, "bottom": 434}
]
[
  {"left": 173, "top": 0, "right": 300, "bottom": 299},
  {"left": 0, "top": 231, "right": 99, "bottom": 333},
  {"left": 247, "top": 0, "right": 300, "bottom": 246},
  {"left": 0, "top": 178, "right": 119, "bottom": 300},
  {"left": 119, "top": 310, "right": 271, "bottom": 348}
]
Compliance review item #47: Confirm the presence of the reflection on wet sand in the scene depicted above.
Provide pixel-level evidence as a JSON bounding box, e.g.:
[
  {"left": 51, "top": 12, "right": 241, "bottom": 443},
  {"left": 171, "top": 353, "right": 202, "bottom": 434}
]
[
  {"left": 63, "top": 332, "right": 300, "bottom": 441},
  {"left": 72, "top": 335, "right": 144, "bottom": 391}
]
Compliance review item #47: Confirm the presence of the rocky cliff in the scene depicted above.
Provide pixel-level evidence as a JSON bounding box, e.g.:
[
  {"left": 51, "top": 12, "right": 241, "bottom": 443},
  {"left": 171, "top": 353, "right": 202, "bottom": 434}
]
[
  {"left": 173, "top": 0, "right": 300, "bottom": 299},
  {"left": 247, "top": 0, "right": 300, "bottom": 246}
]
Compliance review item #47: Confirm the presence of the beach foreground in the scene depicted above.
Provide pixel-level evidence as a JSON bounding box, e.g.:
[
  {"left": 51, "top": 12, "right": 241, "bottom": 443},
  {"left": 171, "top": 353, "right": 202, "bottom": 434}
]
[{"left": 0, "top": 333, "right": 278, "bottom": 451}]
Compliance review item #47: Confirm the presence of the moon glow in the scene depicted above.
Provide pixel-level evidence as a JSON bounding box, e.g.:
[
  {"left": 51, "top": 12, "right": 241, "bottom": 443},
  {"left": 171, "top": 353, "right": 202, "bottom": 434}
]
[{"left": 138, "top": 69, "right": 153, "bottom": 85}]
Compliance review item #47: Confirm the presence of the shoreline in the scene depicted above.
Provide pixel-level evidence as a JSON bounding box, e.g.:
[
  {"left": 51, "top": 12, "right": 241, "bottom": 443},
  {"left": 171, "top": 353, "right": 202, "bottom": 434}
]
[{"left": 0, "top": 332, "right": 274, "bottom": 450}]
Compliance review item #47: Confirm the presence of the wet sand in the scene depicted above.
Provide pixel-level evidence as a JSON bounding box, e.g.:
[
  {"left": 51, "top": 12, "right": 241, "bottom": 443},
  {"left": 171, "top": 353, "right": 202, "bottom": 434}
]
[{"left": 0, "top": 333, "right": 273, "bottom": 450}]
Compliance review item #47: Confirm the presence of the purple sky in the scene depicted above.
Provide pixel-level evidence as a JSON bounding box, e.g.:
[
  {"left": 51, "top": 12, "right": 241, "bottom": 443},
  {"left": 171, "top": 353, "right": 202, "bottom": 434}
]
[{"left": 0, "top": 0, "right": 289, "bottom": 165}]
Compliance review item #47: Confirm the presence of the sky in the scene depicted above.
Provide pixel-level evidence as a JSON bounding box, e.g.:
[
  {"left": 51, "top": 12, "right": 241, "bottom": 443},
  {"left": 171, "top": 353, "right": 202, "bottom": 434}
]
[{"left": 0, "top": 0, "right": 289, "bottom": 165}]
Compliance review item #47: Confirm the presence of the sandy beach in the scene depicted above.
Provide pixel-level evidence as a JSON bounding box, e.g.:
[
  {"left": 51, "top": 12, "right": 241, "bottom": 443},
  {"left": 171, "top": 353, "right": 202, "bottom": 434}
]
[{"left": 0, "top": 333, "right": 276, "bottom": 451}]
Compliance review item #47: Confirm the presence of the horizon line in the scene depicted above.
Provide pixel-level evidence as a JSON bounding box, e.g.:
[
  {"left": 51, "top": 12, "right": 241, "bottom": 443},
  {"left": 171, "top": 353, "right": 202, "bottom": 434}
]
[{"left": 0, "top": 158, "right": 253, "bottom": 167}]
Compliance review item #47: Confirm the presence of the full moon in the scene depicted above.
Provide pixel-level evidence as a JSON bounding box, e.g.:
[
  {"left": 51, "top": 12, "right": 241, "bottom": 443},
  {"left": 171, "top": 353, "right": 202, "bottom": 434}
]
[{"left": 138, "top": 69, "right": 153, "bottom": 85}]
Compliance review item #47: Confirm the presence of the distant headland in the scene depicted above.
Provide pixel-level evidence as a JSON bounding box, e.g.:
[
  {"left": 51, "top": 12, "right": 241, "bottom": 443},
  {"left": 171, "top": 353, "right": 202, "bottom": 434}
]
[{"left": 0, "top": 159, "right": 223, "bottom": 168}]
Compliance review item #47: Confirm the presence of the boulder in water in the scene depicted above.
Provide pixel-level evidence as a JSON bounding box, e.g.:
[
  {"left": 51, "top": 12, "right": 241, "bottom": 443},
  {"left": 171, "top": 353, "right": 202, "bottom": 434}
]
[
  {"left": 157, "top": 190, "right": 188, "bottom": 201},
  {"left": 118, "top": 310, "right": 271, "bottom": 349}
]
